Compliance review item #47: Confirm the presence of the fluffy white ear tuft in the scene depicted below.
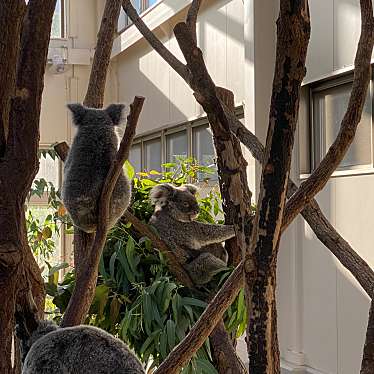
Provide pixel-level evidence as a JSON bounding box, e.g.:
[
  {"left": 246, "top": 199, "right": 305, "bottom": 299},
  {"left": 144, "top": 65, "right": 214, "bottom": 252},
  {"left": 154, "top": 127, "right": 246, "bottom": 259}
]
[
  {"left": 179, "top": 184, "right": 198, "bottom": 195},
  {"left": 150, "top": 183, "right": 175, "bottom": 204},
  {"left": 105, "top": 104, "right": 125, "bottom": 126}
]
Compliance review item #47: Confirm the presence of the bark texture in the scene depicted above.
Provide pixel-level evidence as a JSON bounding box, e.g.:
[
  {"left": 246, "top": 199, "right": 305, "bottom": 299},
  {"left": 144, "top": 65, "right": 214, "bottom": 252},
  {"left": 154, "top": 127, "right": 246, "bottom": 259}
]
[
  {"left": 0, "top": 0, "right": 26, "bottom": 156},
  {"left": 245, "top": 3, "right": 310, "bottom": 372},
  {"left": 84, "top": 0, "right": 122, "bottom": 109},
  {"left": 60, "top": 97, "right": 144, "bottom": 327},
  {"left": 0, "top": 1, "right": 57, "bottom": 372}
]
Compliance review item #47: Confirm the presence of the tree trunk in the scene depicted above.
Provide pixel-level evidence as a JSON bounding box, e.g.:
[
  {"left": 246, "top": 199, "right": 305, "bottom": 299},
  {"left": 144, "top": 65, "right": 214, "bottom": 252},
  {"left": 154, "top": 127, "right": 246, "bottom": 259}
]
[
  {"left": 0, "top": 1, "right": 57, "bottom": 371},
  {"left": 245, "top": 2, "right": 310, "bottom": 372}
]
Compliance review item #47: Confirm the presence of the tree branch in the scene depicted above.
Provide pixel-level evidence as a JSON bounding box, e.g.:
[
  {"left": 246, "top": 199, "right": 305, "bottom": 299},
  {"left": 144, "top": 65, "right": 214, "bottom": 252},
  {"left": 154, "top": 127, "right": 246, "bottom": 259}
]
[
  {"left": 186, "top": 0, "right": 202, "bottom": 45},
  {"left": 123, "top": 211, "right": 194, "bottom": 287},
  {"left": 282, "top": 0, "right": 374, "bottom": 231},
  {"left": 60, "top": 96, "right": 144, "bottom": 327},
  {"left": 154, "top": 262, "right": 244, "bottom": 374},
  {"left": 84, "top": 0, "right": 122, "bottom": 108},
  {"left": 121, "top": 0, "right": 190, "bottom": 83}
]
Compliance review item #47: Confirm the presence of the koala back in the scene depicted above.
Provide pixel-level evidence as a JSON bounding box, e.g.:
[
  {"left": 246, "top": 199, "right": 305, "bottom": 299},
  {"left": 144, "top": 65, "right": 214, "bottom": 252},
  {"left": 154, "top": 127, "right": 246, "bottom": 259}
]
[
  {"left": 62, "top": 103, "right": 131, "bottom": 233},
  {"left": 22, "top": 323, "right": 145, "bottom": 374}
]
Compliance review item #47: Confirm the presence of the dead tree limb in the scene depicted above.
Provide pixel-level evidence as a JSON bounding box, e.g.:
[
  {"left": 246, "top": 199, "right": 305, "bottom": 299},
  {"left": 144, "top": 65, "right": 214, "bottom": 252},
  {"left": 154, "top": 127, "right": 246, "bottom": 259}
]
[
  {"left": 186, "top": 0, "right": 202, "bottom": 44},
  {"left": 121, "top": 0, "right": 190, "bottom": 83},
  {"left": 59, "top": 96, "right": 144, "bottom": 327},
  {"left": 84, "top": 0, "right": 122, "bottom": 108},
  {"left": 282, "top": 0, "right": 374, "bottom": 231},
  {"left": 361, "top": 299, "right": 374, "bottom": 374}
]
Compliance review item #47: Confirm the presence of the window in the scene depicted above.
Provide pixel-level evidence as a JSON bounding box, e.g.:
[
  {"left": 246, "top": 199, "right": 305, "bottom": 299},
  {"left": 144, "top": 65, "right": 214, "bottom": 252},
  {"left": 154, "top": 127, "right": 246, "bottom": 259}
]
[
  {"left": 144, "top": 137, "right": 162, "bottom": 172},
  {"left": 299, "top": 75, "right": 373, "bottom": 174},
  {"left": 118, "top": 0, "right": 160, "bottom": 32},
  {"left": 166, "top": 130, "right": 188, "bottom": 163},
  {"left": 51, "top": 0, "right": 65, "bottom": 38},
  {"left": 129, "top": 143, "right": 142, "bottom": 174}
]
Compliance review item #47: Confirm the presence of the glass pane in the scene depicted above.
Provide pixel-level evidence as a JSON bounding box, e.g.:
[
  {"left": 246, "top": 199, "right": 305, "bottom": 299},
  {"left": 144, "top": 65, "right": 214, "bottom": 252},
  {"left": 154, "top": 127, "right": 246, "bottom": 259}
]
[
  {"left": 35, "top": 152, "right": 60, "bottom": 187},
  {"left": 192, "top": 125, "right": 218, "bottom": 180},
  {"left": 147, "top": 0, "right": 159, "bottom": 7},
  {"left": 129, "top": 143, "right": 142, "bottom": 174},
  {"left": 51, "top": 0, "right": 62, "bottom": 38},
  {"left": 166, "top": 131, "right": 188, "bottom": 163},
  {"left": 313, "top": 82, "right": 372, "bottom": 170},
  {"left": 144, "top": 138, "right": 161, "bottom": 172}
]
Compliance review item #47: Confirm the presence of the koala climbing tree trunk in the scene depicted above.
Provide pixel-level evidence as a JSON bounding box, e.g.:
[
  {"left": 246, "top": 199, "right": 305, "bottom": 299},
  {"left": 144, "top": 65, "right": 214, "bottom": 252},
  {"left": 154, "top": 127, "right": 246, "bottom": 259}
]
[{"left": 0, "top": 1, "right": 57, "bottom": 373}]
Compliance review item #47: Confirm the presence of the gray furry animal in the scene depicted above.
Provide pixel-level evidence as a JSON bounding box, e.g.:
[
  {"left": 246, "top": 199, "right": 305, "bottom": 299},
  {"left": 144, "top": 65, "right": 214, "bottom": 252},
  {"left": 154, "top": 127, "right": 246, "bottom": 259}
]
[
  {"left": 16, "top": 319, "right": 145, "bottom": 374},
  {"left": 62, "top": 103, "right": 131, "bottom": 233},
  {"left": 149, "top": 183, "right": 235, "bottom": 284}
]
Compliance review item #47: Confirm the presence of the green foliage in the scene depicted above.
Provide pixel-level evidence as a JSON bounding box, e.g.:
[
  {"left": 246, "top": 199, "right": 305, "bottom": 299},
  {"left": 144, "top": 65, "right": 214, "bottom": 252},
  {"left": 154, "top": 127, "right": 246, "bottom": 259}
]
[{"left": 38, "top": 158, "right": 247, "bottom": 371}]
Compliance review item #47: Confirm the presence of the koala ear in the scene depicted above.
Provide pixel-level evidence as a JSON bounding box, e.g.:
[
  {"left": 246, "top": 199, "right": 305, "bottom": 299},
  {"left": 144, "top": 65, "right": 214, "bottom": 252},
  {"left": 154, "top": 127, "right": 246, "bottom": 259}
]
[
  {"left": 105, "top": 104, "right": 125, "bottom": 126},
  {"left": 67, "top": 103, "right": 86, "bottom": 125},
  {"left": 150, "top": 183, "right": 175, "bottom": 204},
  {"left": 180, "top": 184, "right": 198, "bottom": 195}
]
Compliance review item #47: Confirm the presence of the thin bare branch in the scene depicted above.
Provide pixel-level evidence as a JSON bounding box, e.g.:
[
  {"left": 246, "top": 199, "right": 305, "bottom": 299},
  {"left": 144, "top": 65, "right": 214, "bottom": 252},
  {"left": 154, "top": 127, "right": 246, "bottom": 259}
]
[
  {"left": 123, "top": 211, "right": 194, "bottom": 287},
  {"left": 84, "top": 0, "right": 122, "bottom": 108},
  {"left": 121, "top": 0, "right": 190, "bottom": 83},
  {"left": 60, "top": 96, "right": 144, "bottom": 327},
  {"left": 283, "top": 0, "right": 374, "bottom": 231},
  {"left": 186, "top": 0, "right": 202, "bottom": 44}
]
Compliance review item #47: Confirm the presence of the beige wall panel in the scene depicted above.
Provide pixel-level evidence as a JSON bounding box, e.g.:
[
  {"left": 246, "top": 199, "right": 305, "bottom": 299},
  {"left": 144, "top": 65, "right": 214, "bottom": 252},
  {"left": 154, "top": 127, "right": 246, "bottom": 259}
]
[
  {"left": 337, "top": 266, "right": 370, "bottom": 374},
  {"left": 305, "top": 0, "right": 333, "bottom": 82},
  {"left": 69, "top": 0, "right": 97, "bottom": 48},
  {"left": 333, "top": 0, "right": 361, "bottom": 71},
  {"left": 226, "top": 0, "right": 245, "bottom": 104},
  {"left": 40, "top": 72, "right": 69, "bottom": 145},
  {"left": 302, "top": 183, "right": 338, "bottom": 374},
  {"left": 116, "top": 39, "right": 171, "bottom": 134},
  {"left": 333, "top": 175, "right": 374, "bottom": 372}
]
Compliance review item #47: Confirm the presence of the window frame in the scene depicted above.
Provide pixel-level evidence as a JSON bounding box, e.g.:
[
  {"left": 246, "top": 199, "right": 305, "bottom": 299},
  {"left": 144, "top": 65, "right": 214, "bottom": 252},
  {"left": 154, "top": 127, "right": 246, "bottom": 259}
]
[
  {"left": 50, "top": 0, "right": 66, "bottom": 39},
  {"left": 299, "top": 72, "right": 374, "bottom": 178},
  {"left": 118, "top": 0, "right": 161, "bottom": 33},
  {"left": 129, "top": 106, "right": 244, "bottom": 178}
]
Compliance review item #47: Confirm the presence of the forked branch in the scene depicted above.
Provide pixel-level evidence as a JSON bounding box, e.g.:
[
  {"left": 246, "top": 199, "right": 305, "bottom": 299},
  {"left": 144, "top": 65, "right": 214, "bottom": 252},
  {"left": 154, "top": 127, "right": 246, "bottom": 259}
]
[{"left": 186, "top": 0, "right": 202, "bottom": 44}]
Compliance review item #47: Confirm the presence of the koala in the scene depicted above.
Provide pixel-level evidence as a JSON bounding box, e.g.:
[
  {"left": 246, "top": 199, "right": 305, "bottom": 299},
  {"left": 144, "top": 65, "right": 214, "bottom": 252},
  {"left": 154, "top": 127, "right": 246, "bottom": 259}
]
[
  {"left": 15, "top": 318, "right": 145, "bottom": 374},
  {"left": 62, "top": 103, "right": 131, "bottom": 233},
  {"left": 149, "top": 183, "right": 235, "bottom": 285}
]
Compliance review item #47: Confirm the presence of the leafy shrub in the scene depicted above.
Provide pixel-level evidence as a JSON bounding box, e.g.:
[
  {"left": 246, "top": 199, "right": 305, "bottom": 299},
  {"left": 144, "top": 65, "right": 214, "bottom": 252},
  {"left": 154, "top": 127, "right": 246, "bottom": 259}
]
[{"left": 33, "top": 157, "right": 247, "bottom": 372}]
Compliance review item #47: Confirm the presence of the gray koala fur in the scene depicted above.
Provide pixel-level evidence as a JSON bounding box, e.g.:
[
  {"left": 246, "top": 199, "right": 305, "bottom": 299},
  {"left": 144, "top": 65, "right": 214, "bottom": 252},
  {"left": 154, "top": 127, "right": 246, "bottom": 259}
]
[
  {"left": 149, "top": 183, "right": 235, "bottom": 284},
  {"left": 62, "top": 103, "right": 131, "bottom": 233},
  {"left": 20, "top": 320, "right": 145, "bottom": 374}
]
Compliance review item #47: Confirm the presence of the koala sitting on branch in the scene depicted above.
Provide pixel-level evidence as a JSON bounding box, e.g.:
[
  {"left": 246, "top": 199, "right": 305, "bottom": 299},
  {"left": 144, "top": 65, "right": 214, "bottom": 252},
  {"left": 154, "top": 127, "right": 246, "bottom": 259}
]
[
  {"left": 62, "top": 103, "right": 131, "bottom": 233},
  {"left": 149, "top": 183, "right": 236, "bottom": 285},
  {"left": 15, "top": 314, "right": 145, "bottom": 374}
]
